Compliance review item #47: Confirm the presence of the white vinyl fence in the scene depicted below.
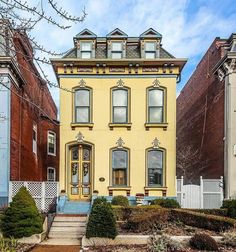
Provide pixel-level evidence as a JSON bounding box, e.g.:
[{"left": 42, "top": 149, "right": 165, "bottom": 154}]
[
  {"left": 176, "top": 176, "right": 224, "bottom": 209},
  {"left": 9, "top": 181, "right": 59, "bottom": 212}
]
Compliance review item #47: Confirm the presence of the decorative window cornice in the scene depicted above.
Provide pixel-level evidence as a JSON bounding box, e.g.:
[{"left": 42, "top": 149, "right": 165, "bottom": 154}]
[
  {"left": 152, "top": 137, "right": 161, "bottom": 149},
  {"left": 152, "top": 78, "right": 160, "bottom": 88},
  {"left": 117, "top": 79, "right": 125, "bottom": 88},
  {"left": 79, "top": 79, "right": 86, "bottom": 88},
  {"left": 76, "top": 131, "right": 84, "bottom": 143},
  {"left": 116, "top": 137, "right": 125, "bottom": 148}
]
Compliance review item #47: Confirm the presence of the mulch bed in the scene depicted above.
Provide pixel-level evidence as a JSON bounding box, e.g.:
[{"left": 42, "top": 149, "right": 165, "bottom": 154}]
[{"left": 29, "top": 245, "right": 80, "bottom": 252}]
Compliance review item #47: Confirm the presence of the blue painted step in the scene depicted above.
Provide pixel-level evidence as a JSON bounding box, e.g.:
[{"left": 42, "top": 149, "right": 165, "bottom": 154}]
[{"left": 59, "top": 201, "right": 91, "bottom": 214}]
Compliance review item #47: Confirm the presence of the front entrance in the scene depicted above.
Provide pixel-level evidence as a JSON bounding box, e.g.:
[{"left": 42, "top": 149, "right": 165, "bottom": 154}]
[{"left": 68, "top": 144, "right": 92, "bottom": 200}]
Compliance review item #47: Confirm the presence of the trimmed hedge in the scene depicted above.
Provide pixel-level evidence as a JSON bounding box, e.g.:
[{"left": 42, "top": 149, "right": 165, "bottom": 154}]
[
  {"left": 151, "top": 198, "right": 180, "bottom": 208},
  {"left": 222, "top": 200, "right": 236, "bottom": 219},
  {"left": 86, "top": 200, "right": 117, "bottom": 239},
  {"left": 171, "top": 209, "right": 236, "bottom": 232},
  {"left": 112, "top": 205, "right": 162, "bottom": 221},
  {"left": 124, "top": 208, "right": 170, "bottom": 233},
  {"left": 1, "top": 187, "right": 43, "bottom": 238},
  {"left": 111, "top": 195, "right": 129, "bottom": 207},
  {"left": 182, "top": 208, "right": 228, "bottom": 217}
]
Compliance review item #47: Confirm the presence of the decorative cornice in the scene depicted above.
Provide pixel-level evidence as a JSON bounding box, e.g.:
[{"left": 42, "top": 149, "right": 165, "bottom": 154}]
[
  {"left": 152, "top": 137, "right": 161, "bottom": 149},
  {"left": 76, "top": 132, "right": 84, "bottom": 143},
  {"left": 116, "top": 137, "right": 125, "bottom": 148},
  {"left": 79, "top": 79, "right": 86, "bottom": 88},
  {"left": 117, "top": 79, "right": 125, "bottom": 88}
]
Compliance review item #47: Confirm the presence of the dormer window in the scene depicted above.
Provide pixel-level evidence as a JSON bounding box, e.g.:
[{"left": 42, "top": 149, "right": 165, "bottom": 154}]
[
  {"left": 81, "top": 42, "right": 92, "bottom": 59},
  {"left": 111, "top": 42, "right": 122, "bottom": 59},
  {"left": 145, "top": 42, "right": 156, "bottom": 59},
  {"left": 231, "top": 42, "right": 236, "bottom": 52}
]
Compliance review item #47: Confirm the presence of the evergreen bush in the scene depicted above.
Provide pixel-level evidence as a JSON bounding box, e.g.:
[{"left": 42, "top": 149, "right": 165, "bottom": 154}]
[
  {"left": 222, "top": 200, "right": 236, "bottom": 219},
  {"left": 92, "top": 196, "right": 107, "bottom": 206},
  {"left": 86, "top": 200, "right": 117, "bottom": 239},
  {"left": 190, "top": 233, "right": 219, "bottom": 251},
  {"left": 111, "top": 195, "right": 129, "bottom": 207},
  {"left": 1, "top": 187, "right": 43, "bottom": 238},
  {"left": 151, "top": 198, "right": 180, "bottom": 208}
]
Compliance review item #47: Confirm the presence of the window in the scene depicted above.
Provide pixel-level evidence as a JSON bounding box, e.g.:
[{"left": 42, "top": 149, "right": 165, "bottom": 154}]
[
  {"left": 74, "top": 89, "right": 91, "bottom": 123},
  {"left": 48, "top": 131, "right": 56, "bottom": 156},
  {"left": 147, "top": 149, "right": 164, "bottom": 186},
  {"left": 112, "top": 89, "right": 128, "bottom": 123},
  {"left": 112, "top": 149, "right": 128, "bottom": 186},
  {"left": 148, "top": 88, "right": 164, "bottom": 123},
  {"left": 32, "top": 124, "right": 37, "bottom": 154},
  {"left": 231, "top": 42, "right": 236, "bottom": 52},
  {"left": 47, "top": 167, "right": 56, "bottom": 181},
  {"left": 145, "top": 42, "right": 156, "bottom": 59},
  {"left": 111, "top": 42, "right": 122, "bottom": 59},
  {"left": 81, "top": 42, "right": 92, "bottom": 59}
]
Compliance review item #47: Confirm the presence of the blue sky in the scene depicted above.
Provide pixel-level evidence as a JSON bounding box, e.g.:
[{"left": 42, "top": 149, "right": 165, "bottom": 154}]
[{"left": 31, "top": 0, "right": 236, "bottom": 107}]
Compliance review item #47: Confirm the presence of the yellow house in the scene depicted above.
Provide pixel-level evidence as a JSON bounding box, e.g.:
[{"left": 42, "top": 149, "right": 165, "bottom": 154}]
[{"left": 51, "top": 28, "right": 186, "bottom": 208}]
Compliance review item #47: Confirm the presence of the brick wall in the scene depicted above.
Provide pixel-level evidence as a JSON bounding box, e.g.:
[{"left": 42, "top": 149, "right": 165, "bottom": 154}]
[
  {"left": 10, "top": 31, "right": 59, "bottom": 182},
  {"left": 177, "top": 38, "right": 226, "bottom": 182}
]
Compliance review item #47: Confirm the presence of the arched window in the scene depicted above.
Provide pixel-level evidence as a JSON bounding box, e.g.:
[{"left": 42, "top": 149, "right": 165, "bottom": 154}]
[
  {"left": 74, "top": 88, "right": 91, "bottom": 123},
  {"left": 112, "top": 88, "right": 128, "bottom": 123},
  {"left": 147, "top": 149, "right": 164, "bottom": 186},
  {"left": 112, "top": 149, "right": 128, "bottom": 186},
  {"left": 147, "top": 88, "right": 164, "bottom": 123}
]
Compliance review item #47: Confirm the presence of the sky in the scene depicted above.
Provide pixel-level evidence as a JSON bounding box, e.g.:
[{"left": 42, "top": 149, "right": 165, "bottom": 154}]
[{"left": 30, "top": 0, "right": 236, "bottom": 108}]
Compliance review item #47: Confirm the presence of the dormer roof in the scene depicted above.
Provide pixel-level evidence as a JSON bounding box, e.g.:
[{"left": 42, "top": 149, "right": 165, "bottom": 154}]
[
  {"left": 75, "top": 29, "right": 97, "bottom": 39},
  {"left": 106, "top": 28, "right": 128, "bottom": 38},
  {"left": 140, "top": 28, "right": 162, "bottom": 39}
]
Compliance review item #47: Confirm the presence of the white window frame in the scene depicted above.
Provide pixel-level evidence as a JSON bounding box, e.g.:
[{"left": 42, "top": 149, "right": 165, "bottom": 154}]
[
  {"left": 47, "top": 167, "right": 56, "bottom": 182},
  {"left": 111, "top": 42, "right": 122, "bottom": 59},
  {"left": 145, "top": 42, "right": 156, "bottom": 59},
  {"left": 47, "top": 131, "right": 56, "bottom": 156},
  {"left": 33, "top": 124, "right": 37, "bottom": 154},
  {"left": 81, "top": 42, "right": 92, "bottom": 59}
]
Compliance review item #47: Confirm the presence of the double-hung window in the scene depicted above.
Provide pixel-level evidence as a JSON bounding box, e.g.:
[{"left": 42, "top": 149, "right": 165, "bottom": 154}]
[
  {"left": 111, "top": 42, "right": 122, "bottom": 59},
  {"left": 74, "top": 89, "right": 91, "bottom": 123},
  {"left": 145, "top": 42, "right": 156, "bottom": 59},
  {"left": 148, "top": 88, "right": 164, "bottom": 123},
  {"left": 112, "top": 89, "right": 128, "bottom": 123},
  {"left": 48, "top": 131, "right": 56, "bottom": 156},
  {"left": 147, "top": 149, "right": 164, "bottom": 186},
  {"left": 47, "top": 167, "right": 56, "bottom": 181},
  {"left": 112, "top": 149, "right": 128, "bottom": 186},
  {"left": 81, "top": 42, "right": 92, "bottom": 59}
]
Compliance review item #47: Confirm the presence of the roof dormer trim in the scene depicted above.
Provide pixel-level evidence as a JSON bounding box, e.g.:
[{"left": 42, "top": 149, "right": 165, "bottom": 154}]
[
  {"left": 140, "top": 28, "right": 162, "bottom": 39},
  {"left": 74, "top": 29, "right": 97, "bottom": 39},
  {"left": 106, "top": 28, "right": 128, "bottom": 39}
]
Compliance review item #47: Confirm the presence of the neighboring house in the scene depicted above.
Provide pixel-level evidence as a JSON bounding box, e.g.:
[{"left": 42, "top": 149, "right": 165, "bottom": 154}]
[
  {"left": 177, "top": 33, "right": 236, "bottom": 199},
  {"left": 51, "top": 28, "right": 186, "bottom": 204},
  {"left": 0, "top": 20, "right": 59, "bottom": 207}
]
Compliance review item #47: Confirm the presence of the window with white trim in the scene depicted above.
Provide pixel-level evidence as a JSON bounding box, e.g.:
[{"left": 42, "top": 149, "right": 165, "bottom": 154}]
[
  {"left": 111, "top": 42, "right": 122, "bottom": 59},
  {"left": 145, "top": 42, "right": 156, "bottom": 59},
  {"left": 47, "top": 167, "right": 56, "bottom": 181},
  {"left": 112, "top": 88, "right": 128, "bottom": 123},
  {"left": 32, "top": 124, "right": 37, "bottom": 154},
  {"left": 48, "top": 131, "right": 56, "bottom": 156},
  {"left": 81, "top": 42, "right": 92, "bottom": 59}
]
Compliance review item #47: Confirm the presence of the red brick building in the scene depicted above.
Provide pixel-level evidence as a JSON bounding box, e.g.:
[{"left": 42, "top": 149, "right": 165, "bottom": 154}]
[
  {"left": 0, "top": 21, "right": 59, "bottom": 206},
  {"left": 177, "top": 34, "right": 236, "bottom": 198}
]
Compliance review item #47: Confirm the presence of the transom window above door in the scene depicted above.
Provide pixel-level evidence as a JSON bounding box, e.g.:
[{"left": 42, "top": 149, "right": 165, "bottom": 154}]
[{"left": 74, "top": 88, "right": 92, "bottom": 123}]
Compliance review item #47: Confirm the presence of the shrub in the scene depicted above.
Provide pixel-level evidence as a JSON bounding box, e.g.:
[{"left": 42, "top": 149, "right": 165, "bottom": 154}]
[
  {"left": 1, "top": 187, "right": 43, "bottom": 238},
  {"left": 124, "top": 209, "right": 170, "bottom": 233},
  {"left": 182, "top": 208, "right": 228, "bottom": 217},
  {"left": 147, "top": 234, "right": 183, "bottom": 252},
  {"left": 86, "top": 200, "right": 117, "bottom": 239},
  {"left": 92, "top": 196, "right": 107, "bottom": 206},
  {"left": 171, "top": 209, "right": 236, "bottom": 232},
  {"left": 151, "top": 198, "right": 180, "bottom": 208},
  {"left": 0, "top": 237, "right": 18, "bottom": 252},
  {"left": 190, "top": 233, "right": 219, "bottom": 251},
  {"left": 222, "top": 200, "right": 236, "bottom": 219},
  {"left": 221, "top": 232, "right": 236, "bottom": 247},
  {"left": 111, "top": 195, "right": 129, "bottom": 207}
]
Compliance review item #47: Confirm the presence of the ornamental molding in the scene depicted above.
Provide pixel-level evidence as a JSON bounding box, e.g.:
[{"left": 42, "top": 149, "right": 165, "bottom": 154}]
[
  {"left": 79, "top": 79, "right": 86, "bottom": 88},
  {"left": 117, "top": 79, "right": 125, "bottom": 88},
  {"left": 217, "top": 58, "right": 236, "bottom": 81},
  {"left": 152, "top": 137, "right": 161, "bottom": 149},
  {"left": 116, "top": 137, "right": 125, "bottom": 148},
  {"left": 152, "top": 78, "right": 160, "bottom": 88},
  {"left": 76, "top": 132, "right": 84, "bottom": 143}
]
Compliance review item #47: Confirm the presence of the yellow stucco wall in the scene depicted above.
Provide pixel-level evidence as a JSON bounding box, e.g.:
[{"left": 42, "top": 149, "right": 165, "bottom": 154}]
[{"left": 59, "top": 75, "right": 177, "bottom": 198}]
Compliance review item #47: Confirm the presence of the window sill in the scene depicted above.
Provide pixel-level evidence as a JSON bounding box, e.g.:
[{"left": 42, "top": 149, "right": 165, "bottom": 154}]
[
  {"left": 71, "top": 123, "right": 94, "bottom": 130},
  {"left": 145, "top": 123, "right": 168, "bottom": 131},
  {"left": 144, "top": 186, "right": 167, "bottom": 191},
  {"left": 109, "top": 123, "right": 132, "bottom": 130},
  {"left": 108, "top": 186, "right": 131, "bottom": 191}
]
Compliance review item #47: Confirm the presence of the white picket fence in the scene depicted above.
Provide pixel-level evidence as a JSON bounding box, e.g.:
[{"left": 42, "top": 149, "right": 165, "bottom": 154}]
[
  {"left": 9, "top": 181, "right": 59, "bottom": 212},
  {"left": 176, "top": 176, "right": 224, "bottom": 209}
]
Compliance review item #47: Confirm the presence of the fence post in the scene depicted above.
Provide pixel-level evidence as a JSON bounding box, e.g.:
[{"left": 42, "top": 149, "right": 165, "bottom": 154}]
[
  {"left": 220, "top": 176, "right": 224, "bottom": 203},
  {"left": 200, "top": 176, "right": 203, "bottom": 209},
  {"left": 23, "top": 181, "right": 28, "bottom": 190},
  {"left": 9, "top": 181, "right": 12, "bottom": 203},
  {"left": 42, "top": 182, "right": 45, "bottom": 212},
  {"left": 181, "top": 176, "right": 184, "bottom": 207}
]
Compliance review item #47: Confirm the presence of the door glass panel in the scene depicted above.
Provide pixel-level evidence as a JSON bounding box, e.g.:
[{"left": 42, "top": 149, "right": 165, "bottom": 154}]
[
  {"left": 71, "top": 163, "right": 79, "bottom": 184},
  {"left": 83, "top": 148, "right": 90, "bottom": 161},
  {"left": 83, "top": 163, "right": 90, "bottom": 184},
  {"left": 71, "top": 187, "right": 78, "bottom": 195},
  {"left": 71, "top": 148, "right": 79, "bottom": 160},
  {"left": 83, "top": 187, "right": 90, "bottom": 195}
]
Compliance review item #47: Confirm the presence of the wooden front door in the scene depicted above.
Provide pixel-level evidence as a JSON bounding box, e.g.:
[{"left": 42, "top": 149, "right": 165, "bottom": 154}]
[{"left": 68, "top": 144, "right": 91, "bottom": 200}]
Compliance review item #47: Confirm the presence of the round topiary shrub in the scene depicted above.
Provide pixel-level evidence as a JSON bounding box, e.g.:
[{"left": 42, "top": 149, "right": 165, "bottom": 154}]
[
  {"left": 86, "top": 200, "right": 117, "bottom": 239},
  {"left": 151, "top": 198, "right": 180, "bottom": 208},
  {"left": 1, "top": 187, "right": 43, "bottom": 238},
  {"left": 92, "top": 196, "right": 107, "bottom": 206},
  {"left": 190, "top": 233, "right": 219, "bottom": 251},
  {"left": 111, "top": 195, "right": 129, "bottom": 207}
]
